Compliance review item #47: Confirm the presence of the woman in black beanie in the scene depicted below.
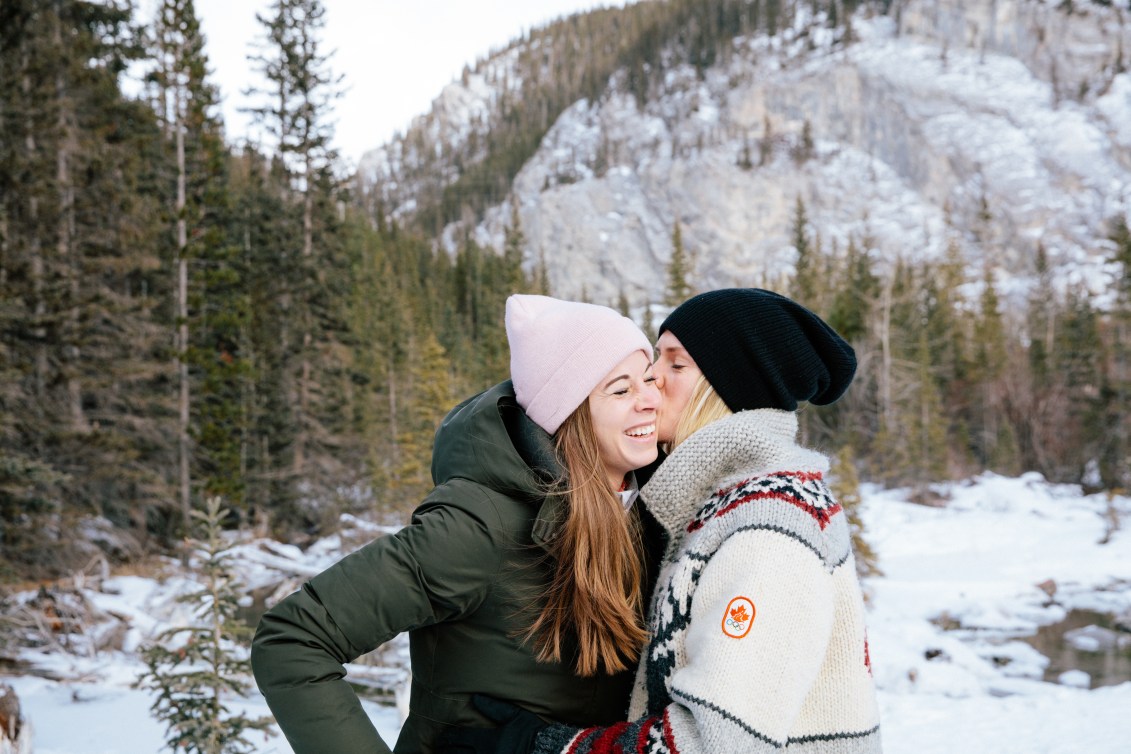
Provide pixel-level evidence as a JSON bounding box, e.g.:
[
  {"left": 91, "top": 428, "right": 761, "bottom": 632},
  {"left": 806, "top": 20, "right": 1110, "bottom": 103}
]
[{"left": 455, "top": 289, "right": 882, "bottom": 754}]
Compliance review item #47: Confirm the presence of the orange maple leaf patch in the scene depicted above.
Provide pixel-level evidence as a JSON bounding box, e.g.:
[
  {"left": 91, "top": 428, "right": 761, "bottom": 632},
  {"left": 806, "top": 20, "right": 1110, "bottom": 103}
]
[{"left": 722, "top": 596, "right": 755, "bottom": 638}]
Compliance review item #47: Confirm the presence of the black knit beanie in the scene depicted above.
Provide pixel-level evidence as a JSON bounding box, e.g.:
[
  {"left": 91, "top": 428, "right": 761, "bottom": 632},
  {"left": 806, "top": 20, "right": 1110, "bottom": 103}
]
[{"left": 659, "top": 288, "right": 857, "bottom": 413}]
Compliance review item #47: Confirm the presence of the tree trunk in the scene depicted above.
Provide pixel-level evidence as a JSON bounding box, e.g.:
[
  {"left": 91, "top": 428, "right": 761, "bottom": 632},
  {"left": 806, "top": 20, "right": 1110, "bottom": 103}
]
[
  {"left": 176, "top": 79, "right": 191, "bottom": 539},
  {"left": 22, "top": 67, "right": 48, "bottom": 403},
  {"left": 53, "top": 4, "right": 85, "bottom": 433},
  {"left": 293, "top": 155, "right": 314, "bottom": 476},
  {"left": 878, "top": 274, "right": 894, "bottom": 431}
]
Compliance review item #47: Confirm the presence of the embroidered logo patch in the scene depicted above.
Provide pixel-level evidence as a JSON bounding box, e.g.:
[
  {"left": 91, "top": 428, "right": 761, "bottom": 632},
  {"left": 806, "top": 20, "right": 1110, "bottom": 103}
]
[{"left": 722, "top": 596, "right": 755, "bottom": 638}]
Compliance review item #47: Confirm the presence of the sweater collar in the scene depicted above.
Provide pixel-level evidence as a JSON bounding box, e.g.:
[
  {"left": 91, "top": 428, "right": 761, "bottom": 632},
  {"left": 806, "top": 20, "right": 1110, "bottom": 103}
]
[{"left": 640, "top": 409, "right": 828, "bottom": 533}]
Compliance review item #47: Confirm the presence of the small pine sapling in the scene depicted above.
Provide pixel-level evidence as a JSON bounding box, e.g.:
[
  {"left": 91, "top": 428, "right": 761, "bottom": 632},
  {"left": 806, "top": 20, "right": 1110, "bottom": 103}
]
[{"left": 135, "top": 497, "right": 273, "bottom": 754}]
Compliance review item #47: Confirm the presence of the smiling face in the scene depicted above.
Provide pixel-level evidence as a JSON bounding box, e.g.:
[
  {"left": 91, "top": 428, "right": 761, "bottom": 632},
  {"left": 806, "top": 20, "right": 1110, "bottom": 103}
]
[
  {"left": 653, "top": 330, "right": 703, "bottom": 444},
  {"left": 586, "top": 350, "right": 661, "bottom": 490}
]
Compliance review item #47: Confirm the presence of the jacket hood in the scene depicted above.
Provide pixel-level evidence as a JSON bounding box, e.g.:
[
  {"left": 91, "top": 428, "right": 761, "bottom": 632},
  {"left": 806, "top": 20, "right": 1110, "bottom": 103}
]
[{"left": 430, "top": 381, "right": 563, "bottom": 504}]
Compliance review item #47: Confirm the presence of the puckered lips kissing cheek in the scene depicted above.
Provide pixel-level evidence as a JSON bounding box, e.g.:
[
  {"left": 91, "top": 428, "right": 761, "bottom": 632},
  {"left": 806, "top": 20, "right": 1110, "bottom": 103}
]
[{"left": 653, "top": 330, "right": 703, "bottom": 444}]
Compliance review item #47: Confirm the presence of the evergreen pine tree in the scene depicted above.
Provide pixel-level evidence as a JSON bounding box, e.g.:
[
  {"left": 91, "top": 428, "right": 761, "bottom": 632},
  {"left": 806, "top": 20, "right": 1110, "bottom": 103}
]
[
  {"left": 1, "top": 0, "right": 174, "bottom": 568},
  {"left": 230, "top": 150, "right": 302, "bottom": 527},
  {"left": 134, "top": 497, "right": 274, "bottom": 753},
  {"left": 150, "top": 0, "right": 240, "bottom": 536},
  {"left": 791, "top": 119, "right": 815, "bottom": 164},
  {"left": 1056, "top": 285, "right": 1105, "bottom": 484},
  {"left": 617, "top": 289, "right": 631, "bottom": 317},
  {"left": 394, "top": 332, "right": 454, "bottom": 504},
  {"left": 971, "top": 266, "right": 1020, "bottom": 474},
  {"left": 642, "top": 302, "right": 656, "bottom": 341},
  {"left": 737, "top": 136, "right": 754, "bottom": 170},
  {"left": 535, "top": 250, "right": 551, "bottom": 295},
  {"left": 927, "top": 239, "right": 975, "bottom": 475},
  {"left": 245, "top": 0, "right": 345, "bottom": 491},
  {"left": 829, "top": 446, "right": 880, "bottom": 582},
  {"left": 790, "top": 196, "right": 818, "bottom": 307},
  {"left": 1016, "top": 243, "right": 1065, "bottom": 478},
  {"left": 907, "top": 275, "right": 949, "bottom": 487},
  {"left": 665, "top": 221, "right": 692, "bottom": 306},
  {"left": 1027, "top": 244, "right": 1056, "bottom": 388},
  {"left": 759, "top": 114, "right": 773, "bottom": 166},
  {"left": 827, "top": 236, "right": 877, "bottom": 342},
  {"left": 1103, "top": 216, "right": 1131, "bottom": 489},
  {"left": 817, "top": 235, "right": 877, "bottom": 459},
  {"left": 503, "top": 198, "right": 528, "bottom": 294},
  {"left": 871, "top": 260, "right": 915, "bottom": 485}
]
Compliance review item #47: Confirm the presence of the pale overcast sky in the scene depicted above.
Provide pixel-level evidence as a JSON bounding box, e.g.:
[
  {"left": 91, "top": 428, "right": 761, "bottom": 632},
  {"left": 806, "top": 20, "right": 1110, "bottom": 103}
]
[{"left": 178, "top": 1, "right": 631, "bottom": 167}]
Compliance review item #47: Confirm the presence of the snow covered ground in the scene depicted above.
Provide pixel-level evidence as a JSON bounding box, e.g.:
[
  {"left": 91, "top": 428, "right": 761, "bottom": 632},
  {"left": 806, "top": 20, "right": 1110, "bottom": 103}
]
[{"left": 4, "top": 472, "right": 1131, "bottom": 753}]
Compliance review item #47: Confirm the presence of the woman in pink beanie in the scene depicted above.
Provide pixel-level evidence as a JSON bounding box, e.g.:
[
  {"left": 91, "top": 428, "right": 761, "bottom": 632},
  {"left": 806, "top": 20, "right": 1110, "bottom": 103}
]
[
  {"left": 445, "top": 289, "right": 880, "bottom": 754},
  {"left": 253, "top": 294, "right": 666, "bottom": 754}
]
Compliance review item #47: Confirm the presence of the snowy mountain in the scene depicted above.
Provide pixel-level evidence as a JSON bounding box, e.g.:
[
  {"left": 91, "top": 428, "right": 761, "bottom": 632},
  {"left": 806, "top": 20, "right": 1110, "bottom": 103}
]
[{"left": 358, "top": 0, "right": 1131, "bottom": 308}]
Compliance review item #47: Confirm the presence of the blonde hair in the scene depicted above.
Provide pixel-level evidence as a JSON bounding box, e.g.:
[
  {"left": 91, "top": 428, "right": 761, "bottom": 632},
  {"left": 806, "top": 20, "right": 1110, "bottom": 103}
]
[
  {"left": 524, "top": 403, "right": 648, "bottom": 676},
  {"left": 666, "top": 374, "right": 733, "bottom": 452}
]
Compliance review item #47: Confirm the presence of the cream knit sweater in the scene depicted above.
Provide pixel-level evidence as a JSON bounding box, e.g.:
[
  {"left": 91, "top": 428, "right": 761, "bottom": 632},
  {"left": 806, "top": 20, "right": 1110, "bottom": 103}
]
[{"left": 534, "top": 410, "right": 881, "bottom": 754}]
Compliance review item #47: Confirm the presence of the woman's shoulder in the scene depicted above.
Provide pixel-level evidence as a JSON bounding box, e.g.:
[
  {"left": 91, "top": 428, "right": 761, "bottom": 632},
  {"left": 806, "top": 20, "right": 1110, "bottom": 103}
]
[
  {"left": 415, "top": 477, "right": 538, "bottom": 532},
  {"left": 686, "top": 469, "right": 850, "bottom": 568}
]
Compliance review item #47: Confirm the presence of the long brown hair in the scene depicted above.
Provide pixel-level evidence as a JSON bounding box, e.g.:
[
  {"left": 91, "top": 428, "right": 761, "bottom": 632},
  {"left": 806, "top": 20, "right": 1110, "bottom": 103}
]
[{"left": 524, "top": 403, "right": 649, "bottom": 676}]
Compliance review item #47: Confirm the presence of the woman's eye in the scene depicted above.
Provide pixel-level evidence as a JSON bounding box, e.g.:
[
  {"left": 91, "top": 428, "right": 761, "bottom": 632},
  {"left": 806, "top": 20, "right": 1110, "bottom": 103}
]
[
  {"left": 671, "top": 364, "right": 686, "bottom": 371},
  {"left": 613, "top": 388, "right": 629, "bottom": 396},
  {"left": 644, "top": 376, "right": 657, "bottom": 384}
]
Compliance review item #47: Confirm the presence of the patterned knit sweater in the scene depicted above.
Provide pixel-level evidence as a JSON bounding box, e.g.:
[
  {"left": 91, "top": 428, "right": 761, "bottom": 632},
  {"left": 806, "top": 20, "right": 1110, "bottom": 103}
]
[{"left": 533, "top": 410, "right": 882, "bottom": 754}]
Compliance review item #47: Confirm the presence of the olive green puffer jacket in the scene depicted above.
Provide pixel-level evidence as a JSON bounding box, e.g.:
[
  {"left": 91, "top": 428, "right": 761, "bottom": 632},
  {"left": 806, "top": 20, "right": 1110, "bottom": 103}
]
[{"left": 252, "top": 381, "right": 658, "bottom": 753}]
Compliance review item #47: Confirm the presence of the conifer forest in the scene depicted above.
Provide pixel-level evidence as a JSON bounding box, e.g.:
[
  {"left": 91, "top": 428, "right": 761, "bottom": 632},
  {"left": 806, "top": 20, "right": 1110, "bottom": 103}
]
[{"left": 2, "top": 0, "right": 1130, "bottom": 584}]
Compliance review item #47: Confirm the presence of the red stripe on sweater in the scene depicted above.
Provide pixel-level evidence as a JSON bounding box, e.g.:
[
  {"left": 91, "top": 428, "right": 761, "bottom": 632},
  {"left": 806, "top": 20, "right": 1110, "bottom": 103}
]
[
  {"left": 634, "top": 717, "right": 654, "bottom": 752},
  {"left": 588, "top": 721, "right": 632, "bottom": 753},
  {"left": 661, "top": 710, "right": 681, "bottom": 754},
  {"left": 713, "top": 470, "right": 824, "bottom": 499},
  {"left": 688, "top": 488, "right": 841, "bottom": 532}
]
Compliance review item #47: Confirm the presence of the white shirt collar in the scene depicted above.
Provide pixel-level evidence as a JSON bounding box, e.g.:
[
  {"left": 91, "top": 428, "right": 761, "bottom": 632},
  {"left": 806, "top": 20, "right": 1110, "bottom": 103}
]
[{"left": 618, "top": 472, "right": 641, "bottom": 511}]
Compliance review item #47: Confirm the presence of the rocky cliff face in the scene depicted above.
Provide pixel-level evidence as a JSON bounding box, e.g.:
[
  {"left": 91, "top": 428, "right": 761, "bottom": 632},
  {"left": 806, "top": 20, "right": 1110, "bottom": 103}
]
[
  {"left": 368, "top": 0, "right": 1131, "bottom": 309},
  {"left": 463, "top": 43, "right": 957, "bottom": 307}
]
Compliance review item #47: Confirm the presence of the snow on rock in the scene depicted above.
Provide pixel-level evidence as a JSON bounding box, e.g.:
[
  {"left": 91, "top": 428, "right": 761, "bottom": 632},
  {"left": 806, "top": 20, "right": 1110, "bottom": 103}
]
[{"left": 448, "top": 2, "right": 1131, "bottom": 308}]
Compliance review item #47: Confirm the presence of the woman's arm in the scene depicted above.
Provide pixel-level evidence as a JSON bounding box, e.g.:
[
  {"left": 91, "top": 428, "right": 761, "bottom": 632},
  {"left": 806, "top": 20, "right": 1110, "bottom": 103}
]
[{"left": 252, "top": 499, "right": 502, "bottom": 754}]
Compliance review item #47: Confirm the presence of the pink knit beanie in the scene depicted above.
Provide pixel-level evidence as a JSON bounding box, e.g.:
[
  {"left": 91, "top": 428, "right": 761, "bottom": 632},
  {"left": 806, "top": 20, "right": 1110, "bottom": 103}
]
[{"left": 506, "top": 294, "right": 653, "bottom": 434}]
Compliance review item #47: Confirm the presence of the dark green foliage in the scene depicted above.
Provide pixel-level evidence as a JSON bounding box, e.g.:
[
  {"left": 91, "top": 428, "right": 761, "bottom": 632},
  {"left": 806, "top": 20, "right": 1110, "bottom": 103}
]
[
  {"left": 0, "top": 0, "right": 530, "bottom": 572},
  {"left": 0, "top": 0, "right": 173, "bottom": 573},
  {"left": 394, "top": 332, "right": 455, "bottom": 499},
  {"left": 826, "top": 237, "right": 878, "bottom": 342},
  {"left": 790, "top": 196, "right": 818, "bottom": 306},
  {"left": 1056, "top": 287, "right": 1105, "bottom": 468},
  {"left": 665, "top": 221, "right": 693, "bottom": 307},
  {"left": 1104, "top": 216, "right": 1131, "bottom": 490},
  {"left": 791, "top": 119, "right": 815, "bottom": 164}
]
